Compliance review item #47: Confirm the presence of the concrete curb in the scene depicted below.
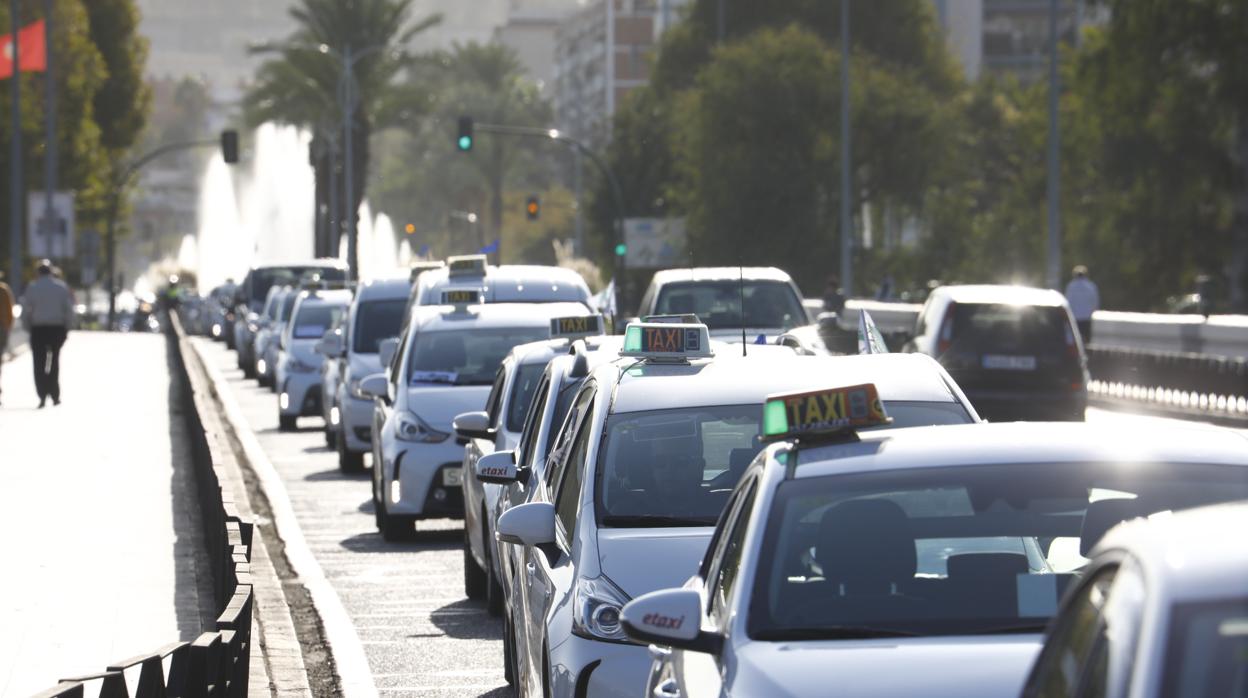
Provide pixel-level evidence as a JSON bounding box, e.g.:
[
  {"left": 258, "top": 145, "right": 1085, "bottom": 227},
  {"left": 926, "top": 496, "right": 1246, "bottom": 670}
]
[{"left": 191, "top": 338, "right": 378, "bottom": 698}]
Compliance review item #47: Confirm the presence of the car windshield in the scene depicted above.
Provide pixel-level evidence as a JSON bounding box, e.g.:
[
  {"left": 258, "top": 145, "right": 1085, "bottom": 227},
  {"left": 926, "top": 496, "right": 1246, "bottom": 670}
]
[
  {"left": 506, "top": 363, "right": 547, "bottom": 433},
  {"left": 949, "top": 303, "right": 1072, "bottom": 353},
  {"left": 250, "top": 266, "right": 346, "bottom": 310},
  {"left": 264, "top": 292, "right": 284, "bottom": 321},
  {"left": 406, "top": 328, "right": 548, "bottom": 386},
  {"left": 353, "top": 299, "right": 407, "bottom": 354},
  {"left": 277, "top": 294, "right": 298, "bottom": 323},
  {"left": 655, "top": 281, "right": 805, "bottom": 331},
  {"left": 291, "top": 304, "right": 344, "bottom": 339},
  {"left": 596, "top": 401, "right": 972, "bottom": 527},
  {"left": 1161, "top": 598, "right": 1248, "bottom": 698},
  {"left": 748, "top": 462, "right": 1248, "bottom": 640}
]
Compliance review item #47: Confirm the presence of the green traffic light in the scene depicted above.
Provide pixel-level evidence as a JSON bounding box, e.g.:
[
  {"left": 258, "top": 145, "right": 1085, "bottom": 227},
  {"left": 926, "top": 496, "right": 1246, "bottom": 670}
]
[
  {"left": 614, "top": 243, "right": 627, "bottom": 256},
  {"left": 458, "top": 136, "right": 473, "bottom": 151}
]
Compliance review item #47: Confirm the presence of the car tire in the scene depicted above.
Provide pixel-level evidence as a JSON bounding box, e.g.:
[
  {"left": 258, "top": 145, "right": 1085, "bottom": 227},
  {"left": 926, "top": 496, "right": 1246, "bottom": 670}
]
[
  {"left": 325, "top": 425, "right": 337, "bottom": 450},
  {"left": 463, "top": 530, "right": 487, "bottom": 600},
  {"left": 378, "top": 498, "right": 415, "bottom": 542},
  {"left": 278, "top": 414, "right": 297, "bottom": 431},
  {"left": 503, "top": 615, "right": 517, "bottom": 686},
  {"left": 484, "top": 519, "right": 504, "bottom": 617},
  {"left": 338, "top": 434, "right": 364, "bottom": 472}
]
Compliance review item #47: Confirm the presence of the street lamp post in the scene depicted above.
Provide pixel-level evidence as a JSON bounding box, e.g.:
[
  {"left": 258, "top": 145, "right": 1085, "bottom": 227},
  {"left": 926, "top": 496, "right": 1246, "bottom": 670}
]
[
  {"left": 839, "top": 0, "right": 853, "bottom": 298},
  {"left": 1046, "top": 0, "right": 1062, "bottom": 290}
]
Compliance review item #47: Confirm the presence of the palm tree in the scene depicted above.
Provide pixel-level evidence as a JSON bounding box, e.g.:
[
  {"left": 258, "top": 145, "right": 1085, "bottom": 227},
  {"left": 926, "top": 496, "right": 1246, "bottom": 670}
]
[{"left": 243, "top": 0, "right": 440, "bottom": 260}]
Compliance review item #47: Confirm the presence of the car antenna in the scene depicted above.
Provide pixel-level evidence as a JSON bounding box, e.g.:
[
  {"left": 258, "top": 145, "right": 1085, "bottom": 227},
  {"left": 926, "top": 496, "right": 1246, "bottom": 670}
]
[{"left": 739, "top": 262, "right": 747, "bottom": 356}]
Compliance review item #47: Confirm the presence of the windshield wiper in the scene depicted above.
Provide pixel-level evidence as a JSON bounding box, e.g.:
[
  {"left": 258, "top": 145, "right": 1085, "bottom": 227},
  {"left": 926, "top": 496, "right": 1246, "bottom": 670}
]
[
  {"left": 753, "top": 626, "right": 920, "bottom": 641},
  {"left": 601, "top": 514, "right": 714, "bottom": 528},
  {"left": 959, "top": 622, "right": 1049, "bottom": 635}
]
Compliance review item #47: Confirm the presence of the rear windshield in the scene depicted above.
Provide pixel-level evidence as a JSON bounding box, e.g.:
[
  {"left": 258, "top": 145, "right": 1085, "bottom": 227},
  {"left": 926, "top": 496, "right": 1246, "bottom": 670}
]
[
  {"left": 595, "top": 400, "right": 973, "bottom": 528},
  {"left": 655, "top": 280, "right": 805, "bottom": 331},
  {"left": 353, "top": 299, "right": 407, "bottom": 354},
  {"left": 948, "top": 303, "right": 1072, "bottom": 351},
  {"left": 407, "top": 328, "right": 548, "bottom": 386},
  {"left": 292, "top": 304, "right": 345, "bottom": 339},
  {"left": 507, "top": 363, "right": 547, "bottom": 433},
  {"left": 248, "top": 266, "right": 346, "bottom": 309}
]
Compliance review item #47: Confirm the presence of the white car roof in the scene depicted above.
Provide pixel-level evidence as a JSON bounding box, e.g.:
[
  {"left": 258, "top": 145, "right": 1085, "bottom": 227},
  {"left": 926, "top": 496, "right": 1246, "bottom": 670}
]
[
  {"left": 783, "top": 422, "right": 1248, "bottom": 480},
  {"left": 486, "top": 265, "right": 591, "bottom": 303},
  {"left": 251, "top": 259, "right": 348, "bottom": 271},
  {"left": 934, "top": 284, "right": 1069, "bottom": 307},
  {"left": 1093, "top": 502, "right": 1248, "bottom": 603},
  {"left": 408, "top": 301, "right": 596, "bottom": 333},
  {"left": 649, "top": 267, "right": 795, "bottom": 285},
  {"left": 356, "top": 277, "right": 411, "bottom": 302},
  {"left": 295, "top": 289, "right": 352, "bottom": 308},
  {"left": 602, "top": 352, "right": 962, "bottom": 414},
  {"left": 510, "top": 335, "right": 624, "bottom": 367}
]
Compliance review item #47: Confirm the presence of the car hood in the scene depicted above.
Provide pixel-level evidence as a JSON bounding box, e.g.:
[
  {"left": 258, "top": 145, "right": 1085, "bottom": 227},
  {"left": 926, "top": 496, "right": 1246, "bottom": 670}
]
[
  {"left": 404, "top": 385, "right": 491, "bottom": 429},
  {"left": 596, "top": 527, "right": 713, "bottom": 599},
  {"left": 731, "top": 635, "right": 1041, "bottom": 697},
  {"left": 708, "top": 328, "right": 782, "bottom": 344}
]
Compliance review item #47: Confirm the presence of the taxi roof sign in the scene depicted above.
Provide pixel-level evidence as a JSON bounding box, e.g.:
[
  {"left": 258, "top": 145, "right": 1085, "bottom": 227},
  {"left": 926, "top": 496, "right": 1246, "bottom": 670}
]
[
  {"left": 441, "top": 288, "right": 483, "bottom": 306},
  {"left": 447, "top": 254, "right": 488, "bottom": 277},
  {"left": 763, "top": 383, "right": 892, "bottom": 441},
  {"left": 550, "top": 315, "right": 604, "bottom": 338},
  {"left": 620, "top": 320, "right": 713, "bottom": 362},
  {"left": 641, "top": 314, "right": 701, "bottom": 325}
]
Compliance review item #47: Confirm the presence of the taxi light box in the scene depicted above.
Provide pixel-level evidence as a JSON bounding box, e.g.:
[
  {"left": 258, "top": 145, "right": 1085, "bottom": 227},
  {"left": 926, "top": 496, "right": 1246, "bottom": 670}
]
[
  {"left": 551, "top": 315, "right": 603, "bottom": 338},
  {"left": 442, "top": 289, "right": 482, "bottom": 305},
  {"left": 622, "top": 321, "right": 713, "bottom": 360},
  {"left": 763, "top": 383, "right": 891, "bottom": 439}
]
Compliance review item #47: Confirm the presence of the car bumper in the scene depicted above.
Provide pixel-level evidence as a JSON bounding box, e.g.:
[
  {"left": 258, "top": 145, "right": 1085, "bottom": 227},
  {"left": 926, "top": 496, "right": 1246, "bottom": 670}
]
[
  {"left": 549, "top": 634, "right": 650, "bottom": 698},
  {"left": 340, "top": 394, "right": 374, "bottom": 453},
  {"left": 964, "top": 388, "right": 1087, "bottom": 421},
  {"left": 280, "top": 373, "right": 323, "bottom": 417},
  {"left": 381, "top": 442, "right": 464, "bottom": 518}
]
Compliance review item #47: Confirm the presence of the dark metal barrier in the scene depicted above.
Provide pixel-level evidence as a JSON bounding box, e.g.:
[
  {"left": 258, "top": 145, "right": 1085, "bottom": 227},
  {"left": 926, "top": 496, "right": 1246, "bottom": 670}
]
[
  {"left": 1087, "top": 346, "right": 1248, "bottom": 420},
  {"left": 31, "top": 313, "right": 255, "bottom": 698}
]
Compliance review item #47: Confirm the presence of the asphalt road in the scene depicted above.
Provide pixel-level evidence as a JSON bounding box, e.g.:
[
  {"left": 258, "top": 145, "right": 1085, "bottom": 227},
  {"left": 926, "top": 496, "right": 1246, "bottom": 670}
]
[
  {"left": 192, "top": 335, "right": 1245, "bottom": 698},
  {"left": 195, "top": 338, "right": 509, "bottom": 698}
]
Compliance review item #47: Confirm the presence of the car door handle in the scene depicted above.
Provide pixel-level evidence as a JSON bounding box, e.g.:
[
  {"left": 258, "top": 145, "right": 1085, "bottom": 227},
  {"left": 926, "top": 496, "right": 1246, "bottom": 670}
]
[
  {"left": 525, "top": 561, "right": 535, "bottom": 587},
  {"left": 652, "top": 679, "right": 681, "bottom": 698}
]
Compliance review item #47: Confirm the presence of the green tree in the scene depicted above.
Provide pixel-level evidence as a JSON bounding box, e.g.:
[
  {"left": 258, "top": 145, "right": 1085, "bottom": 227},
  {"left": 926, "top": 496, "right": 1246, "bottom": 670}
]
[
  {"left": 86, "top": 0, "right": 149, "bottom": 156},
  {"left": 244, "top": 0, "right": 441, "bottom": 259}
]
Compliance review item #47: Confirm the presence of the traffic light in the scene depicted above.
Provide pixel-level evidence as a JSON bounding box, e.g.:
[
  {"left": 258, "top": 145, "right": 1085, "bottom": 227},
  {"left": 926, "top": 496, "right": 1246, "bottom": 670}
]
[
  {"left": 525, "top": 195, "right": 540, "bottom": 221},
  {"left": 404, "top": 223, "right": 416, "bottom": 235},
  {"left": 221, "top": 130, "right": 239, "bottom": 164},
  {"left": 614, "top": 242, "right": 627, "bottom": 257},
  {"left": 456, "top": 116, "right": 474, "bottom": 152}
]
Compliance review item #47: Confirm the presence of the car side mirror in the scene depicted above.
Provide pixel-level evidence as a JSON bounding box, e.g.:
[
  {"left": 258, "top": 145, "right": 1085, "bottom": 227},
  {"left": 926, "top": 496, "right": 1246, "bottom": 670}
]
[
  {"left": 358, "top": 373, "right": 389, "bottom": 401},
  {"left": 496, "top": 502, "right": 556, "bottom": 547},
  {"left": 476, "top": 450, "right": 518, "bottom": 485},
  {"left": 621, "top": 588, "right": 723, "bottom": 655},
  {"left": 453, "top": 411, "right": 494, "bottom": 442},
  {"left": 315, "top": 330, "right": 345, "bottom": 358},
  {"left": 379, "top": 337, "right": 399, "bottom": 368}
]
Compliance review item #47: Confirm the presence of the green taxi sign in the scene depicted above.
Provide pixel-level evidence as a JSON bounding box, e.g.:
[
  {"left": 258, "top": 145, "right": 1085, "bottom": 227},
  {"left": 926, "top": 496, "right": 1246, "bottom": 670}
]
[
  {"left": 551, "top": 315, "right": 604, "bottom": 338},
  {"left": 621, "top": 320, "right": 713, "bottom": 361},
  {"left": 763, "top": 383, "right": 892, "bottom": 440}
]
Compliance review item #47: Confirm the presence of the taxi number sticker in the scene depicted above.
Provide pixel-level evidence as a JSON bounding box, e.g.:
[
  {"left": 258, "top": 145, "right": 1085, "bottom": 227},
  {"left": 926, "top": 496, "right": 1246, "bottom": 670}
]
[
  {"left": 641, "top": 326, "right": 701, "bottom": 353},
  {"left": 779, "top": 384, "right": 888, "bottom": 433}
]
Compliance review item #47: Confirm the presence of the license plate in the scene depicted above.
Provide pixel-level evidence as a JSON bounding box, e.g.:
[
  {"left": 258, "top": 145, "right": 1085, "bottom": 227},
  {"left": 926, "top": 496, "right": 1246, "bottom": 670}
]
[
  {"left": 982, "top": 354, "right": 1037, "bottom": 371},
  {"left": 442, "top": 468, "right": 463, "bottom": 487}
]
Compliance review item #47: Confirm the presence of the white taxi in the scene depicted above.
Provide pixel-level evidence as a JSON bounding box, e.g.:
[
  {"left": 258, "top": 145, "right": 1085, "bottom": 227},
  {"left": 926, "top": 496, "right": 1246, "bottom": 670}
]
[
  {"left": 494, "top": 318, "right": 982, "bottom": 698},
  {"left": 621, "top": 413, "right": 1248, "bottom": 698},
  {"left": 1021, "top": 501, "right": 1248, "bottom": 698},
  {"left": 359, "top": 293, "right": 597, "bottom": 541},
  {"left": 275, "top": 288, "right": 350, "bottom": 431},
  {"left": 634, "top": 267, "right": 810, "bottom": 342},
  {"left": 454, "top": 316, "right": 608, "bottom": 615}
]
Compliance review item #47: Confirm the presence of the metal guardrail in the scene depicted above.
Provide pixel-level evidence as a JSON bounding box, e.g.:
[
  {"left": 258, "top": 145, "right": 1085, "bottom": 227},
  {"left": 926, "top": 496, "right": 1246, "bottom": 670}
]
[{"left": 30, "top": 313, "right": 254, "bottom": 698}]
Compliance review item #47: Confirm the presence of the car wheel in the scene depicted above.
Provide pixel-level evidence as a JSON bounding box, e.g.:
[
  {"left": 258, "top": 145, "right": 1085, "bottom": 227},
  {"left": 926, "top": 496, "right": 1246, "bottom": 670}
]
[
  {"left": 338, "top": 433, "right": 364, "bottom": 472},
  {"left": 325, "top": 424, "right": 337, "bottom": 450},
  {"left": 503, "top": 615, "right": 517, "bottom": 686},
  {"left": 484, "top": 519, "right": 504, "bottom": 617},
  {"left": 378, "top": 497, "right": 415, "bottom": 541},
  {"left": 463, "top": 529, "right": 487, "bottom": 600},
  {"left": 278, "top": 414, "right": 297, "bottom": 431}
]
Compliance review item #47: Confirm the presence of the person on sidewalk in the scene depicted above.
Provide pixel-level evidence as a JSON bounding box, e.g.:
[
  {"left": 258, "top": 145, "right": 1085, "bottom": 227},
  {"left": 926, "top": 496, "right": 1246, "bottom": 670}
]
[
  {"left": 21, "top": 260, "right": 74, "bottom": 408},
  {"left": 1065, "top": 264, "right": 1100, "bottom": 344},
  {"left": 0, "top": 271, "right": 14, "bottom": 405}
]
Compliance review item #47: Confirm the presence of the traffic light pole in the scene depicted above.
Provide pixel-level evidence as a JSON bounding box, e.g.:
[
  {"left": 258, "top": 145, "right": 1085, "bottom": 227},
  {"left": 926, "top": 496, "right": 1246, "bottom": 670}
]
[
  {"left": 104, "top": 138, "right": 219, "bottom": 330},
  {"left": 469, "top": 122, "right": 629, "bottom": 319}
]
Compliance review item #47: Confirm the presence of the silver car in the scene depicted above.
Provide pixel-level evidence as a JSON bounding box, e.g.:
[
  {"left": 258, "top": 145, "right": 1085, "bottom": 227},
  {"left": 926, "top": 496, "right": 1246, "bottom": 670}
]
[{"left": 495, "top": 319, "right": 980, "bottom": 698}]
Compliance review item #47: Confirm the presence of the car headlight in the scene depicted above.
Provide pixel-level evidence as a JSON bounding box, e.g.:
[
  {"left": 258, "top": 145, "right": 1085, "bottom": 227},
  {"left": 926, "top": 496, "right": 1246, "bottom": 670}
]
[
  {"left": 348, "top": 378, "right": 369, "bottom": 400},
  {"left": 572, "top": 575, "right": 632, "bottom": 643},
  {"left": 395, "top": 411, "right": 449, "bottom": 443}
]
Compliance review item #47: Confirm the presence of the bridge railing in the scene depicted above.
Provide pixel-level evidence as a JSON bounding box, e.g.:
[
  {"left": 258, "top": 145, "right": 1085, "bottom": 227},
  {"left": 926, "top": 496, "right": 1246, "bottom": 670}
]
[{"left": 30, "top": 313, "right": 255, "bottom": 698}]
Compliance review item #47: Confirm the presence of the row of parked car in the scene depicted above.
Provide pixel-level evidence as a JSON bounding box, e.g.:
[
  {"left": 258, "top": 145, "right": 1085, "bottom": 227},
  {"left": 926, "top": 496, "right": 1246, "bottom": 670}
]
[{"left": 206, "top": 257, "right": 1246, "bottom": 697}]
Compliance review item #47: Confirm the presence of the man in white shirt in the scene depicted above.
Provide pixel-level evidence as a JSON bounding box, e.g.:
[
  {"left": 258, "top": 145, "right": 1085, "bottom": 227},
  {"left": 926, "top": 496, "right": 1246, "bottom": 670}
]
[{"left": 1065, "top": 265, "right": 1099, "bottom": 345}]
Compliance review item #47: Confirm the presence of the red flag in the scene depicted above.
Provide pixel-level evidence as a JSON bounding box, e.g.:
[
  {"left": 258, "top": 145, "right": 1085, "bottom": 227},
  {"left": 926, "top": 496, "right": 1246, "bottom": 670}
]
[{"left": 0, "top": 20, "right": 47, "bottom": 79}]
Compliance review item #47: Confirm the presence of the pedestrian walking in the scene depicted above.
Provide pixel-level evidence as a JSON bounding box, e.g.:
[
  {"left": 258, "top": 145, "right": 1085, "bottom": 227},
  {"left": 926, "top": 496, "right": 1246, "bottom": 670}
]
[
  {"left": 1065, "top": 264, "right": 1100, "bottom": 344},
  {"left": 0, "top": 271, "right": 14, "bottom": 405},
  {"left": 21, "top": 260, "right": 74, "bottom": 408}
]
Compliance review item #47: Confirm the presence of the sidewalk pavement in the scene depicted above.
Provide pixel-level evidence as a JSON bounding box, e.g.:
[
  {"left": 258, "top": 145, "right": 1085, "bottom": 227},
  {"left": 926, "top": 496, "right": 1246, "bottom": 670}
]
[{"left": 0, "top": 330, "right": 217, "bottom": 697}]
